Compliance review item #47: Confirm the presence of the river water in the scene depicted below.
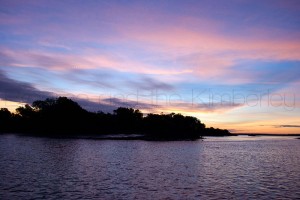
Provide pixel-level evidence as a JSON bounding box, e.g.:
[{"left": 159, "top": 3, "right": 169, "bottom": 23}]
[{"left": 0, "top": 134, "right": 299, "bottom": 199}]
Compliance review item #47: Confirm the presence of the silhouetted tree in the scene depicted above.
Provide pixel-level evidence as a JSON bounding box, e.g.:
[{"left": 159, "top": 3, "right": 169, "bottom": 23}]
[
  {"left": 0, "top": 97, "right": 231, "bottom": 139},
  {"left": 113, "top": 107, "right": 143, "bottom": 132},
  {"left": 0, "top": 108, "right": 11, "bottom": 119},
  {"left": 16, "top": 104, "right": 35, "bottom": 118},
  {"left": 0, "top": 108, "right": 12, "bottom": 132}
]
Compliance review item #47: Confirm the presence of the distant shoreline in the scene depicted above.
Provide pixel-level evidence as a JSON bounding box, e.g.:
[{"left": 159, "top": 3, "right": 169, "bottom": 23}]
[
  {"left": 234, "top": 133, "right": 300, "bottom": 136},
  {"left": 1, "top": 132, "right": 299, "bottom": 141},
  {"left": 1, "top": 132, "right": 237, "bottom": 141}
]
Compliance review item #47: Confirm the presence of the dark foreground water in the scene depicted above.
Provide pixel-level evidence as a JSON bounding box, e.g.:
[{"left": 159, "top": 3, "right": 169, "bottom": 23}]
[{"left": 0, "top": 135, "right": 300, "bottom": 200}]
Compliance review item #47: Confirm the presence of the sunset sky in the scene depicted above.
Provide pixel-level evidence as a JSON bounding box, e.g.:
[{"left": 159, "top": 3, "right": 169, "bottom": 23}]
[{"left": 0, "top": 0, "right": 299, "bottom": 134}]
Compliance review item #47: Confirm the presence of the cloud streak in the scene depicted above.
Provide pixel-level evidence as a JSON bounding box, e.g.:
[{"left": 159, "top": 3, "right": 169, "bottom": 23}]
[
  {"left": 276, "top": 125, "right": 300, "bottom": 128},
  {"left": 0, "top": 70, "right": 54, "bottom": 103},
  {"left": 126, "top": 77, "right": 174, "bottom": 91},
  {"left": 2, "top": 1, "right": 300, "bottom": 82},
  {"left": 0, "top": 69, "right": 117, "bottom": 112}
]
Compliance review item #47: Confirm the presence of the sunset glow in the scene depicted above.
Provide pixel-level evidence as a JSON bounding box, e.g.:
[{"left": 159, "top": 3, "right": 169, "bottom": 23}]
[{"left": 1, "top": 0, "right": 299, "bottom": 134}]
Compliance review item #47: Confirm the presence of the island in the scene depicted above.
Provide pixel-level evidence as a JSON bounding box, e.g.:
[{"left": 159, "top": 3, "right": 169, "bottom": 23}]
[{"left": 0, "top": 97, "right": 232, "bottom": 140}]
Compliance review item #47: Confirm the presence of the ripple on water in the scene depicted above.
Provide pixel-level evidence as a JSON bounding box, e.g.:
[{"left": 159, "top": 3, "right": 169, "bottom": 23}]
[{"left": 0, "top": 135, "right": 300, "bottom": 199}]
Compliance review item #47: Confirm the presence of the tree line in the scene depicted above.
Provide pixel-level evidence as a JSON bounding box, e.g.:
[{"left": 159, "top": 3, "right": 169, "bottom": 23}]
[{"left": 0, "top": 97, "right": 231, "bottom": 140}]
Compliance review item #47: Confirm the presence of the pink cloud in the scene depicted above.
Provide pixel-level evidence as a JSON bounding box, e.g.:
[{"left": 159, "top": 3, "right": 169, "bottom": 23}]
[
  {"left": 116, "top": 24, "right": 300, "bottom": 83},
  {"left": 0, "top": 48, "right": 193, "bottom": 77},
  {"left": 120, "top": 24, "right": 300, "bottom": 60},
  {"left": 2, "top": 1, "right": 299, "bottom": 85}
]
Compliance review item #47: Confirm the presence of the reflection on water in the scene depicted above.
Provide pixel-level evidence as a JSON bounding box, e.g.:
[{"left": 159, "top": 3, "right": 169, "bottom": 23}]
[{"left": 0, "top": 134, "right": 300, "bottom": 199}]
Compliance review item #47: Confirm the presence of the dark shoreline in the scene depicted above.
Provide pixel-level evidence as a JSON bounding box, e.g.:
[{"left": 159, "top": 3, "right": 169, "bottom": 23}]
[
  {"left": 4, "top": 133, "right": 202, "bottom": 141},
  {"left": 1, "top": 132, "right": 238, "bottom": 141},
  {"left": 2, "top": 132, "right": 299, "bottom": 141}
]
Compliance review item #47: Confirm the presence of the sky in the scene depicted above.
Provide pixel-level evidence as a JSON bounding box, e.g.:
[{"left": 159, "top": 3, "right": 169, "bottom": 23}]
[{"left": 0, "top": 0, "right": 300, "bottom": 134}]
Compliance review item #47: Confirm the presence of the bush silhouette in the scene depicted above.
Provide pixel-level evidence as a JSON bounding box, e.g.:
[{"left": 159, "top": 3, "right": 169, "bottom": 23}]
[{"left": 0, "top": 97, "right": 231, "bottom": 139}]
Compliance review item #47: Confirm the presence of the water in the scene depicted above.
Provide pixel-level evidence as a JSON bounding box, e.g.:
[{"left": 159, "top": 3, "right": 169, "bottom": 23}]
[{"left": 0, "top": 134, "right": 300, "bottom": 199}]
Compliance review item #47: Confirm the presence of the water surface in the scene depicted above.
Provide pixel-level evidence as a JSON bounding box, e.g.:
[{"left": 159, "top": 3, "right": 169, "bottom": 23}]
[{"left": 0, "top": 134, "right": 299, "bottom": 199}]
